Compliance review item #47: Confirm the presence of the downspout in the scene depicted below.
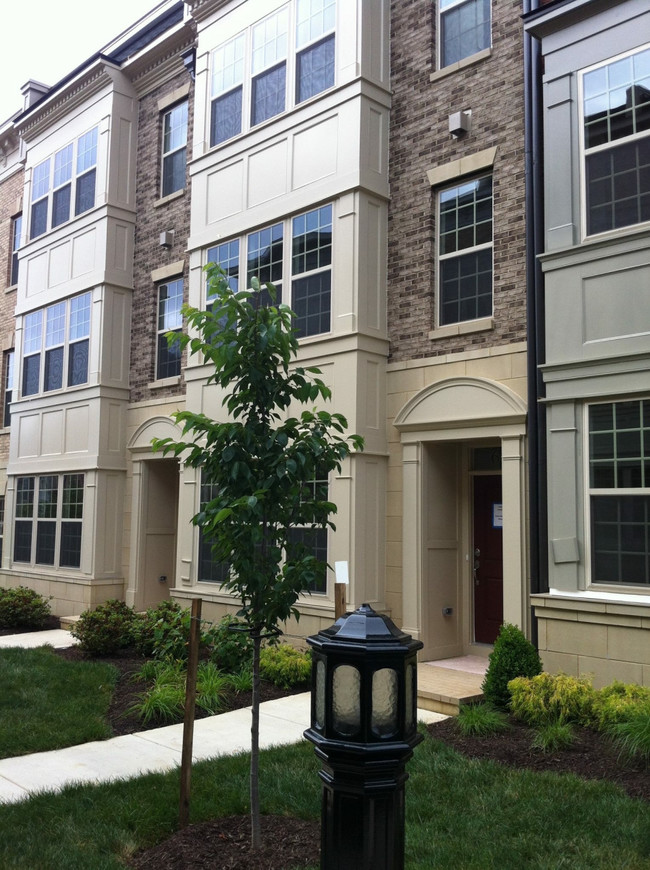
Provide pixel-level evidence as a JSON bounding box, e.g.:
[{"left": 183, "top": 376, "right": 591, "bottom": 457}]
[{"left": 523, "top": 0, "right": 549, "bottom": 649}]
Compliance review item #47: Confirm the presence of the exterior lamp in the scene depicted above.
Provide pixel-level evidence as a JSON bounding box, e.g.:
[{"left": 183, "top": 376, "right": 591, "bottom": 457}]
[{"left": 304, "top": 603, "right": 423, "bottom": 870}]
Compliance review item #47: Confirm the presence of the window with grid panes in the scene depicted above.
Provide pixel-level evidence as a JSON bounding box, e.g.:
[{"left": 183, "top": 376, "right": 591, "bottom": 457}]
[
  {"left": 13, "top": 474, "right": 84, "bottom": 568},
  {"left": 161, "top": 101, "right": 188, "bottom": 196},
  {"left": 438, "top": 175, "right": 492, "bottom": 325},
  {"left": 296, "top": 0, "right": 335, "bottom": 103},
  {"left": 582, "top": 45, "right": 650, "bottom": 236},
  {"left": 197, "top": 473, "right": 230, "bottom": 583},
  {"left": 287, "top": 467, "right": 329, "bottom": 593},
  {"left": 439, "top": 0, "right": 490, "bottom": 69},
  {"left": 11, "top": 214, "right": 22, "bottom": 286},
  {"left": 21, "top": 293, "right": 90, "bottom": 397},
  {"left": 589, "top": 399, "right": 650, "bottom": 586},
  {"left": 251, "top": 8, "right": 288, "bottom": 126},
  {"left": 3, "top": 351, "right": 14, "bottom": 429},
  {"left": 156, "top": 279, "right": 183, "bottom": 379}
]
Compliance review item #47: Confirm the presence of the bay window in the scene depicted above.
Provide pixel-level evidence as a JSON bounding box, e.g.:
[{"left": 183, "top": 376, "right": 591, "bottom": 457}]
[{"left": 14, "top": 474, "right": 84, "bottom": 569}]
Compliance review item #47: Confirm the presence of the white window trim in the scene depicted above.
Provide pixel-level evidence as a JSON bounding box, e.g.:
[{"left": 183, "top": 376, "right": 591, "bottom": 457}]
[{"left": 579, "top": 42, "right": 650, "bottom": 243}]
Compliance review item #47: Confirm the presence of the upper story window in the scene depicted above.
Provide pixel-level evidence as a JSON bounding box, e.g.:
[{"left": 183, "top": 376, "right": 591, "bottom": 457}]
[
  {"left": 589, "top": 399, "right": 650, "bottom": 586},
  {"left": 206, "top": 203, "right": 332, "bottom": 337},
  {"left": 10, "top": 214, "right": 22, "bottom": 286},
  {"left": 439, "top": 0, "right": 490, "bottom": 68},
  {"left": 161, "top": 102, "right": 188, "bottom": 197},
  {"left": 3, "top": 351, "right": 14, "bottom": 428},
  {"left": 210, "top": 0, "right": 336, "bottom": 148},
  {"left": 22, "top": 292, "right": 91, "bottom": 397},
  {"left": 30, "top": 127, "right": 98, "bottom": 240},
  {"left": 438, "top": 175, "right": 493, "bottom": 325},
  {"left": 156, "top": 279, "right": 183, "bottom": 379},
  {"left": 583, "top": 45, "right": 650, "bottom": 236}
]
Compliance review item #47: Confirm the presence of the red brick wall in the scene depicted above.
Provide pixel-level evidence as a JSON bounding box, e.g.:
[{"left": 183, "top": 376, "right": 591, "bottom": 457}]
[
  {"left": 388, "top": 0, "right": 527, "bottom": 362},
  {"left": 130, "top": 70, "right": 193, "bottom": 403}
]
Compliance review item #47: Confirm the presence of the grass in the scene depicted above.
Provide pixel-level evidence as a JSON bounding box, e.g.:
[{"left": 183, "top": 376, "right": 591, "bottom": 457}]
[
  {"left": 0, "top": 646, "right": 118, "bottom": 758},
  {"left": 0, "top": 731, "right": 649, "bottom": 868},
  {"left": 456, "top": 702, "right": 509, "bottom": 736}
]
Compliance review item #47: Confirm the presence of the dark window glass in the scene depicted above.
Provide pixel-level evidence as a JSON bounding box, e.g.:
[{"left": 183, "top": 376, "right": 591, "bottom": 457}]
[
  {"left": 30, "top": 199, "right": 48, "bottom": 239},
  {"left": 13, "top": 520, "right": 32, "bottom": 563},
  {"left": 68, "top": 340, "right": 89, "bottom": 386},
  {"left": 296, "top": 34, "right": 335, "bottom": 103},
  {"left": 11, "top": 215, "right": 21, "bottom": 286},
  {"left": 586, "top": 139, "right": 650, "bottom": 234},
  {"left": 60, "top": 523, "right": 82, "bottom": 568},
  {"left": 198, "top": 475, "right": 229, "bottom": 583},
  {"left": 36, "top": 521, "right": 56, "bottom": 565},
  {"left": 287, "top": 526, "right": 327, "bottom": 592},
  {"left": 22, "top": 355, "right": 40, "bottom": 397},
  {"left": 292, "top": 272, "right": 331, "bottom": 337},
  {"left": 157, "top": 334, "right": 182, "bottom": 379},
  {"left": 441, "top": 0, "right": 490, "bottom": 68},
  {"left": 247, "top": 224, "right": 283, "bottom": 305},
  {"left": 591, "top": 495, "right": 650, "bottom": 585},
  {"left": 52, "top": 185, "right": 71, "bottom": 228},
  {"left": 44, "top": 347, "right": 64, "bottom": 392},
  {"left": 3, "top": 352, "right": 14, "bottom": 428},
  {"left": 161, "top": 101, "right": 188, "bottom": 196},
  {"left": 157, "top": 280, "right": 183, "bottom": 379},
  {"left": 251, "top": 63, "right": 286, "bottom": 126},
  {"left": 210, "top": 88, "right": 243, "bottom": 146},
  {"left": 62, "top": 474, "right": 84, "bottom": 520},
  {"left": 75, "top": 170, "right": 96, "bottom": 215},
  {"left": 162, "top": 148, "right": 186, "bottom": 197}
]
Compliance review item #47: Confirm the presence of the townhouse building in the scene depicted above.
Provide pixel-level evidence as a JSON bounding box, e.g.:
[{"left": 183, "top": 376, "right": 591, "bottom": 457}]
[{"left": 526, "top": 0, "right": 650, "bottom": 685}]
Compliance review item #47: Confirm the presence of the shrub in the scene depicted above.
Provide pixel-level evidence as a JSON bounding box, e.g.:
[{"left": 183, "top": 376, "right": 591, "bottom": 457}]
[
  {"left": 0, "top": 586, "right": 51, "bottom": 629},
  {"left": 608, "top": 712, "right": 650, "bottom": 764},
  {"left": 592, "top": 681, "right": 650, "bottom": 731},
  {"left": 259, "top": 644, "right": 311, "bottom": 689},
  {"left": 196, "top": 662, "right": 231, "bottom": 715},
  {"left": 456, "top": 703, "right": 509, "bottom": 737},
  {"left": 133, "top": 600, "right": 193, "bottom": 661},
  {"left": 508, "top": 672, "right": 595, "bottom": 727},
  {"left": 481, "top": 623, "right": 542, "bottom": 711},
  {"left": 207, "top": 614, "right": 254, "bottom": 674},
  {"left": 71, "top": 599, "right": 137, "bottom": 656},
  {"left": 532, "top": 721, "right": 576, "bottom": 753}
]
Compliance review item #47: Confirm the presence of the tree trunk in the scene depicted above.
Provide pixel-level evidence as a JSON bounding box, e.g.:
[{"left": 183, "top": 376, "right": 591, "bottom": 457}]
[{"left": 250, "top": 628, "right": 262, "bottom": 850}]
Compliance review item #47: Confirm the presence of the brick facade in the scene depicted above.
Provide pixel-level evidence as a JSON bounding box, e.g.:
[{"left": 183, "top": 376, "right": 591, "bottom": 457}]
[
  {"left": 130, "top": 70, "right": 193, "bottom": 404},
  {"left": 388, "top": 0, "right": 527, "bottom": 363}
]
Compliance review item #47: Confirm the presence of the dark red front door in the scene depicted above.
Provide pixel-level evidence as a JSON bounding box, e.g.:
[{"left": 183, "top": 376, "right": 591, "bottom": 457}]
[{"left": 473, "top": 475, "right": 503, "bottom": 644}]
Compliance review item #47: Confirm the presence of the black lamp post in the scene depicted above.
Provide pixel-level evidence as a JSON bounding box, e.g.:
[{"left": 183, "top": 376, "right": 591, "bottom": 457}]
[{"left": 304, "top": 603, "right": 423, "bottom": 870}]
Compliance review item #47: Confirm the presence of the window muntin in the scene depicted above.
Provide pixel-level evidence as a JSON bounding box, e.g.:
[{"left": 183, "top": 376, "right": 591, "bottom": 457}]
[
  {"left": 583, "top": 46, "right": 650, "bottom": 236},
  {"left": 156, "top": 279, "right": 183, "bottom": 380},
  {"left": 206, "top": 205, "right": 332, "bottom": 337},
  {"left": 589, "top": 399, "right": 650, "bottom": 586},
  {"left": 197, "top": 474, "right": 230, "bottom": 583},
  {"left": 10, "top": 214, "right": 22, "bottom": 286},
  {"left": 161, "top": 101, "right": 188, "bottom": 197},
  {"left": 29, "top": 128, "right": 98, "bottom": 238},
  {"left": 288, "top": 467, "right": 329, "bottom": 594},
  {"left": 439, "top": 0, "right": 490, "bottom": 69},
  {"left": 21, "top": 293, "right": 91, "bottom": 397},
  {"left": 438, "top": 175, "right": 493, "bottom": 326},
  {"left": 14, "top": 474, "right": 84, "bottom": 569},
  {"left": 210, "top": 0, "right": 335, "bottom": 148},
  {"left": 296, "top": 0, "right": 335, "bottom": 103}
]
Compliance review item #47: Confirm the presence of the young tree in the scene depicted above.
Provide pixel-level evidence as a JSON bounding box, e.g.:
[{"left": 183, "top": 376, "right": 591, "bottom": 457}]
[{"left": 153, "top": 264, "right": 363, "bottom": 849}]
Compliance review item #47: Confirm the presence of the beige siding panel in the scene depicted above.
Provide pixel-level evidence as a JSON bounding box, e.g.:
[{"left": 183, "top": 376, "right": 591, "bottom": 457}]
[
  {"left": 17, "top": 414, "right": 39, "bottom": 458},
  {"left": 48, "top": 240, "right": 72, "bottom": 287},
  {"left": 292, "top": 116, "right": 338, "bottom": 190},
  {"left": 247, "top": 140, "right": 288, "bottom": 207},
  {"left": 65, "top": 405, "right": 90, "bottom": 454},
  {"left": 71, "top": 228, "right": 97, "bottom": 278},
  {"left": 206, "top": 161, "right": 244, "bottom": 224},
  {"left": 41, "top": 410, "right": 64, "bottom": 456}
]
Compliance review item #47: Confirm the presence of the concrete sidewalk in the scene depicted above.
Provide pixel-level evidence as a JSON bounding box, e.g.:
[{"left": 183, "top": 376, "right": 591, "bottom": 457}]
[{"left": 0, "top": 630, "right": 446, "bottom": 805}]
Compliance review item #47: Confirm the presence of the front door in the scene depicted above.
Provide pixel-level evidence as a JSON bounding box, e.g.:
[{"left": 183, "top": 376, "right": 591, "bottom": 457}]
[
  {"left": 473, "top": 474, "right": 503, "bottom": 644},
  {"left": 141, "top": 459, "right": 179, "bottom": 609}
]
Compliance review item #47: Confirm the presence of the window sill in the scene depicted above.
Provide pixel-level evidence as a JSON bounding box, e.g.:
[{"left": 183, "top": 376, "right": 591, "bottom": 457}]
[
  {"left": 148, "top": 376, "right": 181, "bottom": 390},
  {"left": 429, "top": 316, "right": 494, "bottom": 340},
  {"left": 154, "top": 190, "right": 185, "bottom": 208},
  {"left": 430, "top": 47, "right": 492, "bottom": 82},
  {"left": 5, "top": 284, "right": 17, "bottom": 294}
]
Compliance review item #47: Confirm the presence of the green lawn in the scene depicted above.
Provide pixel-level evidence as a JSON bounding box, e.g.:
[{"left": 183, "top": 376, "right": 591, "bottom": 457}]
[
  {"left": 0, "top": 732, "right": 648, "bottom": 869},
  {"left": 0, "top": 646, "right": 117, "bottom": 758}
]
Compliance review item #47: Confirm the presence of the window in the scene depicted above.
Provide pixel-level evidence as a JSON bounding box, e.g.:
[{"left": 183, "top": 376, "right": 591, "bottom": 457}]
[
  {"left": 161, "top": 101, "right": 188, "bottom": 196},
  {"left": 0, "top": 496, "right": 4, "bottom": 564},
  {"left": 439, "top": 0, "right": 490, "bottom": 68},
  {"left": 156, "top": 279, "right": 183, "bottom": 380},
  {"left": 21, "top": 293, "right": 91, "bottom": 397},
  {"left": 589, "top": 399, "right": 650, "bottom": 586},
  {"left": 210, "top": 0, "right": 336, "bottom": 147},
  {"left": 10, "top": 215, "right": 21, "bottom": 286},
  {"left": 29, "top": 128, "right": 98, "bottom": 239},
  {"left": 197, "top": 474, "right": 230, "bottom": 583},
  {"left": 14, "top": 474, "right": 84, "bottom": 569},
  {"left": 438, "top": 175, "right": 492, "bottom": 326},
  {"left": 3, "top": 351, "right": 13, "bottom": 428},
  {"left": 582, "top": 46, "right": 650, "bottom": 236},
  {"left": 288, "top": 468, "right": 329, "bottom": 593},
  {"left": 206, "top": 204, "right": 332, "bottom": 337}
]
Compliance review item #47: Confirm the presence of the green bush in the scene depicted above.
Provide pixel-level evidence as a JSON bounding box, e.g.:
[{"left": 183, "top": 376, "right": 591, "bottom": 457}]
[
  {"left": 133, "top": 600, "right": 193, "bottom": 661},
  {"left": 481, "top": 623, "right": 542, "bottom": 711},
  {"left": 207, "top": 614, "right": 254, "bottom": 674},
  {"left": 456, "top": 703, "right": 509, "bottom": 737},
  {"left": 71, "top": 600, "right": 137, "bottom": 656},
  {"left": 532, "top": 720, "right": 576, "bottom": 753},
  {"left": 259, "top": 644, "right": 311, "bottom": 689},
  {"left": 0, "top": 586, "right": 51, "bottom": 629},
  {"left": 508, "top": 672, "right": 595, "bottom": 727},
  {"left": 592, "top": 681, "right": 650, "bottom": 730}
]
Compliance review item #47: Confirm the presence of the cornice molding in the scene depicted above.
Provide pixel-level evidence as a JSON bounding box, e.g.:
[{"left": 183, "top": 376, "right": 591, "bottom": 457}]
[
  {"left": 130, "top": 35, "right": 196, "bottom": 97},
  {"left": 185, "top": 0, "right": 233, "bottom": 25}
]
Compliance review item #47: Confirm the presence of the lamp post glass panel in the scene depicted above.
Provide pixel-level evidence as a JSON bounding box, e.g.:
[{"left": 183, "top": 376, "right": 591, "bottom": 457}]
[{"left": 305, "top": 604, "right": 422, "bottom": 870}]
